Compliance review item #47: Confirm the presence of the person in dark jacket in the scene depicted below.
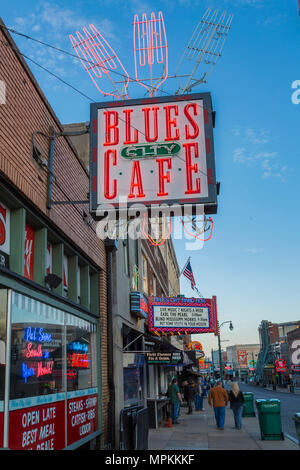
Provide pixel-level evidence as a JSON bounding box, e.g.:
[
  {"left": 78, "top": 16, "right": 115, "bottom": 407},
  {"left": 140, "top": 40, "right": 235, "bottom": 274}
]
[
  {"left": 183, "top": 380, "right": 196, "bottom": 414},
  {"left": 228, "top": 382, "right": 244, "bottom": 430}
]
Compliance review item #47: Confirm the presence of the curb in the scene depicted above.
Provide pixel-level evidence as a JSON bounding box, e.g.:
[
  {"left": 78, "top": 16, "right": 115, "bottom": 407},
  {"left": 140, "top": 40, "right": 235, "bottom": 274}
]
[{"left": 284, "top": 433, "right": 299, "bottom": 446}]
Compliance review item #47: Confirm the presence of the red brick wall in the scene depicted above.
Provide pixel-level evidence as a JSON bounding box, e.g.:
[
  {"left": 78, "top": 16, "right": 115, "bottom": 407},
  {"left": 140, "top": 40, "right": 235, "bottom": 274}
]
[{"left": 0, "top": 23, "right": 109, "bottom": 447}]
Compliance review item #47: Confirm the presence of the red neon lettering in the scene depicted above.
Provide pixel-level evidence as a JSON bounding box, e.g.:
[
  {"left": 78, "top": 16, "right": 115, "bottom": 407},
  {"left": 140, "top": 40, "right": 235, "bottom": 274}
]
[
  {"left": 164, "top": 105, "right": 180, "bottom": 141},
  {"left": 123, "top": 109, "right": 139, "bottom": 144},
  {"left": 104, "top": 149, "right": 117, "bottom": 199},
  {"left": 183, "top": 142, "right": 200, "bottom": 194},
  {"left": 156, "top": 158, "right": 172, "bottom": 196},
  {"left": 142, "top": 106, "right": 159, "bottom": 142},
  {"left": 128, "top": 161, "right": 145, "bottom": 199},
  {"left": 24, "top": 343, "right": 43, "bottom": 359},
  {"left": 67, "top": 353, "right": 89, "bottom": 368},
  {"left": 184, "top": 103, "right": 199, "bottom": 139},
  {"left": 104, "top": 110, "right": 119, "bottom": 146},
  {"left": 36, "top": 361, "right": 54, "bottom": 378}
]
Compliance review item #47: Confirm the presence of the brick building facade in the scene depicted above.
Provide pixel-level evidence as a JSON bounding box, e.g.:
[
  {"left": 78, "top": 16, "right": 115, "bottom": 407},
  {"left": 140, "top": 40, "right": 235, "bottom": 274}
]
[{"left": 0, "top": 20, "right": 109, "bottom": 449}]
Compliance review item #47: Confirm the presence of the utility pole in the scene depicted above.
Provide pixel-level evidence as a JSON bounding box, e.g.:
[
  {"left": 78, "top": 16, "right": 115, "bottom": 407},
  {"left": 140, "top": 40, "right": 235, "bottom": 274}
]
[
  {"left": 217, "top": 320, "right": 233, "bottom": 386},
  {"left": 218, "top": 323, "right": 224, "bottom": 385},
  {"left": 285, "top": 339, "right": 294, "bottom": 393}
]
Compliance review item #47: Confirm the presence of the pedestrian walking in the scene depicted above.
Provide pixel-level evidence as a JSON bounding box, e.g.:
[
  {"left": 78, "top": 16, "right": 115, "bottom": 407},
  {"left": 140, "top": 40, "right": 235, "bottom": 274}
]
[
  {"left": 195, "top": 378, "right": 205, "bottom": 411},
  {"left": 169, "top": 378, "right": 183, "bottom": 424},
  {"left": 228, "top": 382, "right": 244, "bottom": 430},
  {"left": 187, "top": 381, "right": 196, "bottom": 414},
  {"left": 183, "top": 380, "right": 195, "bottom": 414},
  {"left": 208, "top": 381, "right": 229, "bottom": 430}
]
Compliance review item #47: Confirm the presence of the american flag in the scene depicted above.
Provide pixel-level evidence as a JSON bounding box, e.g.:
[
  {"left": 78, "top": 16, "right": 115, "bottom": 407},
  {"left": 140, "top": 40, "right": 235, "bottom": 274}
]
[{"left": 182, "top": 259, "right": 196, "bottom": 290}]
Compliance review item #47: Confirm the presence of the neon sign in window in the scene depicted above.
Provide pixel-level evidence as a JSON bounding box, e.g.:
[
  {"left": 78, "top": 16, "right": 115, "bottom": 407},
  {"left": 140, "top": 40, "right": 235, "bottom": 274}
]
[
  {"left": 67, "top": 341, "right": 88, "bottom": 354},
  {"left": 67, "top": 352, "right": 89, "bottom": 369},
  {"left": 23, "top": 327, "right": 52, "bottom": 343}
]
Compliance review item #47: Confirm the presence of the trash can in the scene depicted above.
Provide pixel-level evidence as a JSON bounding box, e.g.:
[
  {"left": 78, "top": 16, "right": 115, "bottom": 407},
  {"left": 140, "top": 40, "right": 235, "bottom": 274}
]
[
  {"left": 293, "top": 413, "right": 300, "bottom": 449},
  {"left": 242, "top": 392, "right": 255, "bottom": 417},
  {"left": 120, "top": 405, "right": 146, "bottom": 449},
  {"left": 255, "top": 399, "right": 284, "bottom": 440}
]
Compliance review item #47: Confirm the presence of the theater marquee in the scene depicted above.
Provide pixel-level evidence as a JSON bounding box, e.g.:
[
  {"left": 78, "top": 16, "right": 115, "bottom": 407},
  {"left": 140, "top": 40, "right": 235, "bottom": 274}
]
[
  {"left": 90, "top": 93, "right": 217, "bottom": 215},
  {"left": 148, "top": 296, "right": 215, "bottom": 335}
]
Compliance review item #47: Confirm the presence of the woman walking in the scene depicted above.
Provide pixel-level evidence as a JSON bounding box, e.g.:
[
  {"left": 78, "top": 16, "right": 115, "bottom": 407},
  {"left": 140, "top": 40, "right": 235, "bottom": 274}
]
[{"left": 229, "top": 382, "right": 245, "bottom": 430}]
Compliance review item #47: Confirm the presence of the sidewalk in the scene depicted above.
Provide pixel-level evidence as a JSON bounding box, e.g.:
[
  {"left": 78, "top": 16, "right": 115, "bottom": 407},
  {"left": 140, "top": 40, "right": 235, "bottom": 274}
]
[{"left": 148, "top": 402, "right": 299, "bottom": 451}]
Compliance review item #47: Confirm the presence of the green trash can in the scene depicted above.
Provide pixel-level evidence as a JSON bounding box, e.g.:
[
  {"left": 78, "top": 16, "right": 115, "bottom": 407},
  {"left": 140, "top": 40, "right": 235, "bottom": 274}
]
[
  {"left": 255, "top": 399, "right": 284, "bottom": 441},
  {"left": 293, "top": 413, "right": 300, "bottom": 448},
  {"left": 242, "top": 392, "right": 255, "bottom": 417},
  {"left": 256, "top": 399, "right": 264, "bottom": 428}
]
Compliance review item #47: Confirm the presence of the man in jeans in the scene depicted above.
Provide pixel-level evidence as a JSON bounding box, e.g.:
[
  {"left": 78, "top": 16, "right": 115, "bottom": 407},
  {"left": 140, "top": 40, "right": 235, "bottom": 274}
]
[
  {"left": 208, "top": 381, "right": 229, "bottom": 430},
  {"left": 168, "top": 378, "right": 183, "bottom": 424}
]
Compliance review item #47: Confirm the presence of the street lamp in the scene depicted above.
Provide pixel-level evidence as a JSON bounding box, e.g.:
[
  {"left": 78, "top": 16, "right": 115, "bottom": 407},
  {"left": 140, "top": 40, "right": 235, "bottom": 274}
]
[{"left": 218, "top": 321, "right": 233, "bottom": 386}]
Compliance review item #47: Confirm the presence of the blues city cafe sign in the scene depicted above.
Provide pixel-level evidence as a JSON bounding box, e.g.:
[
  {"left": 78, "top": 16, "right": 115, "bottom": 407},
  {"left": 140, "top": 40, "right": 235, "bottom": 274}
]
[{"left": 89, "top": 93, "right": 218, "bottom": 215}]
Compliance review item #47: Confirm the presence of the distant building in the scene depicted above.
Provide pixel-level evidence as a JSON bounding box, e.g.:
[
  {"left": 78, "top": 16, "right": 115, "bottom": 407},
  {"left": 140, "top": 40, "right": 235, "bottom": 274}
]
[
  {"left": 226, "top": 344, "right": 260, "bottom": 378},
  {"left": 256, "top": 320, "right": 300, "bottom": 386}
]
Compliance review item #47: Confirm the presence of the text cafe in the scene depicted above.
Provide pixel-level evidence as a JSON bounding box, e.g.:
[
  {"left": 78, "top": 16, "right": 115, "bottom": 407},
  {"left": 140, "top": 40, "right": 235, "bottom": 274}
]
[{"left": 0, "top": 288, "right": 100, "bottom": 450}]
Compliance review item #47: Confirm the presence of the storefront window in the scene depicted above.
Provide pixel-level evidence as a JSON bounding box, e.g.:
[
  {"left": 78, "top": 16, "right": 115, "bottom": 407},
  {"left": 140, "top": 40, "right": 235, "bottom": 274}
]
[
  {"left": 66, "top": 314, "right": 97, "bottom": 391},
  {"left": 10, "top": 292, "right": 64, "bottom": 399},
  {"left": 123, "top": 353, "right": 144, "bottom": 406}
]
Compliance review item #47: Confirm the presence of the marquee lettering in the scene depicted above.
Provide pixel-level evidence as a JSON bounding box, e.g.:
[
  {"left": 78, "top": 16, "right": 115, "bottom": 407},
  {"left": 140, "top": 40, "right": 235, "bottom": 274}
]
[
  {"left": 163, "top": 105, "right": 180, "bottom": 141},
  {"left": 104, "top": 110, "right": 119, "bottom": 146},
  {"left": 157, "top": 158, "right": 172, "bottom": 196},
  {"left": 104, "top": 149, "right": 117, "bottom": 199},
  {"left": 142, "top": 106, "right": 159, "bottom": 142},
  {"left": 184, "top": 103, "right": 199, "bottom": 139},
  {"left": 128, "top": 161, "right": 145, "bottom": 199},
  {"left": 183, "top": 142, "right": 200, "bottom": 194},
  {"left": 123, "top": 109, "right": 139, "bottom": 144}
]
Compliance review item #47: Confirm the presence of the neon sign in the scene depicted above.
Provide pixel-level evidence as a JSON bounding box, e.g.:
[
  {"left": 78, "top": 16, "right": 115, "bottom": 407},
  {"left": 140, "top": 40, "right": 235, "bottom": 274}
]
[
  {"left": 23, "top": 326, "right": 52, "bottom": 343},
  {"left": 21, "top": 360, "right": 54, "bottom": 383},
  {"left": 22, "top": 363, "right": 35, "bottom": 383},
  {"left": 67, "top": 352, "right": 89, "bottom": 369},
  {"left": 67, "top": 370, "right": 77, "bottom": 380},
  {"left": 36, "top": 361, "right": 54, "bottom": 378},
  {"left": 67, "top": 341, "right": 88, "bottom": 354},
  {"left": 23, "top": 342, "right": 43, "bottom": 358}
]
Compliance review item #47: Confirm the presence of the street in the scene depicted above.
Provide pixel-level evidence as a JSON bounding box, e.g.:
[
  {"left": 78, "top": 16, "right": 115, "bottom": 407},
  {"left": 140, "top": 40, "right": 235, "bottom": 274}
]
[{"left": 236, "top": 383, "right": 300, "bottom": 441}]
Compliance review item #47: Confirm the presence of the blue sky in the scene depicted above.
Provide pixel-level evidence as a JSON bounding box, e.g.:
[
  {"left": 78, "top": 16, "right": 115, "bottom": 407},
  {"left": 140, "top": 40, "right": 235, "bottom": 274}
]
[{"left": 1, "top": 0, "right": 300, "bottom": 356}]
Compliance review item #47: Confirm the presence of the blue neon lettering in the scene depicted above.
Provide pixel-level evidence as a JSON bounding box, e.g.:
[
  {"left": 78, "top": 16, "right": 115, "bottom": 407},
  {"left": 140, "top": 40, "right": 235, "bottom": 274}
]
[
  {"left": 67, "top": 342, "right": 88, "bottom": 353},
  {"left": 23, "top": 327, "right": 52, "bottom": 343},
  {"left": 22, "top": 363, "right": 35, "bottom": 383}
]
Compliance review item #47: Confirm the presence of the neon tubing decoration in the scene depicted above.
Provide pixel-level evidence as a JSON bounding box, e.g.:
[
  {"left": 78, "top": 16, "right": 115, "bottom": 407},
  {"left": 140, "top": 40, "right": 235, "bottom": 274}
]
[
  {"left": 70, "top": 24, "right": 130, "bottom": 100},
  {"left": 141, "top": 214, "right": 171, "bottom": 246},
  {"left": 181, "top": 216, "right": 214, "bottom": 242},
  {"left": 133, "top": 11, "right": 168, "bottom": 97}
]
